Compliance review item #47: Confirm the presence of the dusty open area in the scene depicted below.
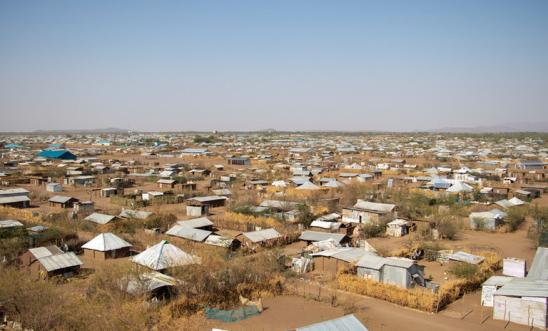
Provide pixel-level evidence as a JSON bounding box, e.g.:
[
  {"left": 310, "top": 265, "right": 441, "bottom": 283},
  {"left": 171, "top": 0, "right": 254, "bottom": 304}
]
[{"left": 1, "top": 131, "right": 547, "bottom": 331}]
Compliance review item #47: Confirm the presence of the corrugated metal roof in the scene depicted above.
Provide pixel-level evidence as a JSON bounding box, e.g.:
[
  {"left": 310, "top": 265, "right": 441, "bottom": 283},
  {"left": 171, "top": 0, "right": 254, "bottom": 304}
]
[
  {"left": 85, "top": 213, "right": 116, "bottom": 224},
  {"left": 356, "top": 253, "right": 388, "bottom": 270},
  {"left": 82, "top": 233, "right": 132, "bottom": 251},
  {"left": 353, "top": 200, "right": 395, "bottom": 213},
  {"left": 527, "top": 247, "right": 548, "bottom": 281},
  {"left": 0, "top": 188, "right": 30, "bottom": 196},
  {"left": 157, "top": 179, "right": 175, "bottom": 184},
  {"left": 48, "top": 195, "right": 74, "bottom": 204},
  {"left": 296, "top": 314, "right": 368, "bottom": 331},
  {"left": 312, "top": 248, "right": 372, "bottom": 264},
  {"left": 166, "top": 225, "right": 212, "bottom": 242},
  {"left": 29, "top": 246, "right": 63, "bottom": 259},
  {"left": 212, "top": 188, "right": 232, "bottom": 196},
  {"left": 297, "top": 181, "right": 320, "bottom": 190},
  {"left": 242, "top": 228, "right": 281, "bottom": 243},
  {"left": 181, "top": 148, "right": 208, "bottom": 154},
  {"left": 0, "top": 219, "right": 24, "bottom": 228},
  {"left": 188, "top": 196, "right": 228, "bottom": 203},
  {"left": 483, "top": 275, "right": 513, "bottom": 287},
  {"left": 38, "top": 252, "right": 83, "bottom": 272},
  {"left": 494, "top": 279, "right": 548, "bottom": 297},
  {"left": 0, "top": 196, "right": 30, "bottom": 204},
  {"left": 357, "top": 254, "right": 415, "bottom": 270},
  {"left": 387, "top": 219, "right": 409, "bottom": 226},
  {"left": 260, "top": 200, "right": 298, "bottom": 209},
  {"left": 176, "top": 217, "right": 213, "bottom": 229},
  {"left": 299, "top": 231, "right": 346, "bottom": 243},
  {"left": 447, "top": 251, "right": 485, "bottom": 265}
]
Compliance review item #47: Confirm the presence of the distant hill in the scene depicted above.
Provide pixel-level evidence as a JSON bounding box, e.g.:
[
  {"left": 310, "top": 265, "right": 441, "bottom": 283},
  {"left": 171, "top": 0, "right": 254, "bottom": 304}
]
[{"left": 430, "top": 122, "right": 548, "bottom": 133}]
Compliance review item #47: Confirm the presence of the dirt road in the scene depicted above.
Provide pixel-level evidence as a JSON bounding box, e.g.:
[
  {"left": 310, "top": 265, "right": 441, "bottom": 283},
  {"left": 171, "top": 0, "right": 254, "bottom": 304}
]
[{"left": 205, "top": 294, "right": 531, "bottom": 331}]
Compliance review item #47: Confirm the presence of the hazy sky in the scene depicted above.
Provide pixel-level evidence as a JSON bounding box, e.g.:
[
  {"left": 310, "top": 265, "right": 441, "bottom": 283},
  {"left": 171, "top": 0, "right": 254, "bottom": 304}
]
[{"left": 1, "top": 1, "right": 547, "bottom": 132}]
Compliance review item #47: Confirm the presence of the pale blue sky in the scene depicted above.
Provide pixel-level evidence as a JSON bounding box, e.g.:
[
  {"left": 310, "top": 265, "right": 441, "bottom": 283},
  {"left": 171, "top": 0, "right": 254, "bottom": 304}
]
[{"left": 1, "top": 1, "right": 547, "bottom": 131}]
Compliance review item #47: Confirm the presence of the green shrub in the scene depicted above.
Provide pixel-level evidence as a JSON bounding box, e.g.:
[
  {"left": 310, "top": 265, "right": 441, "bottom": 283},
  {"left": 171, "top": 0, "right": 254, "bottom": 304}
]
[
  {"left": 506, "top": 206, "right": 528, "bottom": 232},
  {"left": 361, "top": 223, "right": 385, "bottom": 238},
  {"left": 437, "top": 218, "right": 459, "bottom": 239},
  {"left": 448, "top": 263, "right": 479, "bottom": 279},
  {"left": 144, "top": 214, "right": 176, "bottom": 231},
  {"left": 420, "top": 242, "right": 445, "bottom": 261}
]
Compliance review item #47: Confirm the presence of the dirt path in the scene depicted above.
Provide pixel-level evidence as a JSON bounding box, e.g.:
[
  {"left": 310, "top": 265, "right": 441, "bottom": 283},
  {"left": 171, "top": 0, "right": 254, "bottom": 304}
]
[{"left": 204, "top": 292, "right": 531, "bottom": 331}]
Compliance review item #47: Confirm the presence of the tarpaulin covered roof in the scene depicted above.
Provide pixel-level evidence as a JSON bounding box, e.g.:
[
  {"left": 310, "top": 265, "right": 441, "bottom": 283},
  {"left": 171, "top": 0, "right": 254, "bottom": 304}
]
[
  {"left": 37, "top": 150, "right": 76, "bottom": 160},
  {"left": 131, "top": 240, "right": 200, "bottom": 270}
]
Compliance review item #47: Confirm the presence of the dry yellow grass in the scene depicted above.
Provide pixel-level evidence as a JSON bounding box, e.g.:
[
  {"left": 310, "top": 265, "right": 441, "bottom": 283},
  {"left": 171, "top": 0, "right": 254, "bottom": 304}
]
[
  {"left": 337, "top": 251, "right": 502, "bottom": 312},
  {"left": 0, "top": 206, "right": 42, "bottom": 223},
  {"left": 222, "top": 211, "right": 280, "bottom": 228},
  {"left": 337, "top": 274, "right": 438, "bottom": 312}
]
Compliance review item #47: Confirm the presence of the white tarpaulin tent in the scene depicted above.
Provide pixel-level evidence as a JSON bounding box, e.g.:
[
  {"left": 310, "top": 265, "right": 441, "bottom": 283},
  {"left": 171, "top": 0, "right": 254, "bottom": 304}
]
[{"left": 131, "top": 240, "right": 200, "bottom": 271}]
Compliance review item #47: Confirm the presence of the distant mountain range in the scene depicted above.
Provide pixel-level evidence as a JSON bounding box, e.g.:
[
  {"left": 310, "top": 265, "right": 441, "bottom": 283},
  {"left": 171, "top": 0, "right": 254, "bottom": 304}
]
[
  {"left": 2, "top": 123, "right": 546, "bottom": 134},
  {"left": 429, "top": 122, "right": 548, "bottom": 133}
]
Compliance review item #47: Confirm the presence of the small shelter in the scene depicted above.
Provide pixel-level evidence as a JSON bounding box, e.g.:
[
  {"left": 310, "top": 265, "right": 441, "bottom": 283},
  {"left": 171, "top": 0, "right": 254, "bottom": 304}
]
[
  {"left": 21, "top": 246, "right": 82, "bottom": 279},
  {"left": 176, "top": 217, "right": 214, "bottom": 230},
  {"left": 238, "top": 228, "right": 282, "bottom": 249},
  {"left": 187, "top": 196, "right": 227, "bottom": 208},
  {"left": 166, "top": 225, "right": 212, "bottom": 242},
  {"left": 37, "top": 150, "right": 77, "bottom": 160},
  {"left": 46, "top": 183, "right": 62, "bottom": 193},
  {"left": 493, "top": 279, "right": 548, "bottom": 329},
  {"left": 131, "top": 240, "right": 200, "bottom": 271},
  {"left": 0, "top": 188, "right": 30, "bottom": 208},
  {"left": 82, "top": 232, "right": 132, "bottom": 259},
  {"left": 48, "top": 195, "right": 79, "bottom": 208},
  {"left": 311, "top": 247, "right": 372, "bottom": 277},
  {"left": 85, "top": 212, "right": 117, "bottom": 225},
  {"left": 342, "top": 200, "right": 396, "bottom": 224},
  {"left": 469, "top": 209, "right": 507, "bottom": 230},
  {"left": 386, "top": 219, "right": 411, "bottom": 237},
  {"left": 126, "top": 271, "right": 178, "bottom": 300},
  {"left": 299, "top": 231, "right": 349, "bottom": 246},
  {"left": 0, "top": 219, "right": 24, "bottom": 229},
  {"left": 357, "top": 254, "right": 424, "bottom": 288},
  {"left": 481, "top": 276, "right": 513, "bottom": 307}
]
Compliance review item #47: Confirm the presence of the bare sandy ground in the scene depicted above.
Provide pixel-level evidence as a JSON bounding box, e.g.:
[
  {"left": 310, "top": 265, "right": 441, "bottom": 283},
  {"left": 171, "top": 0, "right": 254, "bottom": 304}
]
[{"left": 201, "top": 294, "right": 531, "bottom": 331}]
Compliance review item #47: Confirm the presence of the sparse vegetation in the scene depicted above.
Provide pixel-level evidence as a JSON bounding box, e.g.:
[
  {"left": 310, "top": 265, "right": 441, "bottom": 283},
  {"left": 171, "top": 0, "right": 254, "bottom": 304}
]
[
  {"left": 448, "top": 263, "right": 479, "bottom": 279},
  {"left": 506, "top": 206, "right": 528, "bottom": 232},
  {"left": 193, "top": 135, "right": 216, "bottom": 144}
]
